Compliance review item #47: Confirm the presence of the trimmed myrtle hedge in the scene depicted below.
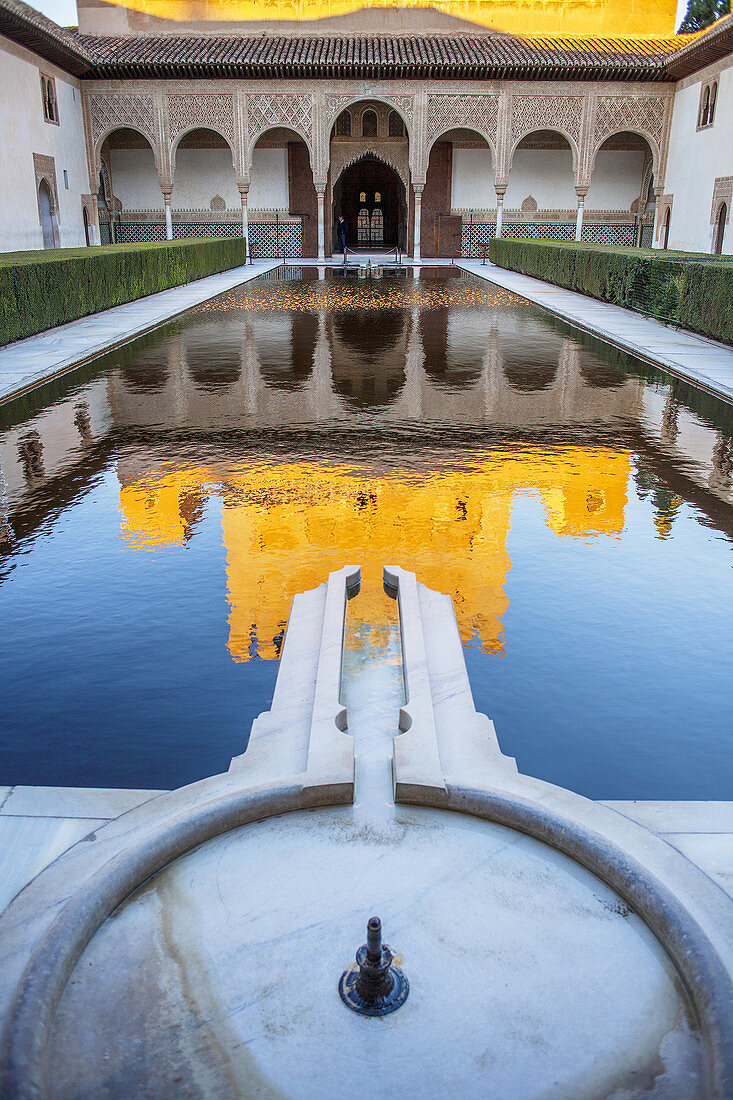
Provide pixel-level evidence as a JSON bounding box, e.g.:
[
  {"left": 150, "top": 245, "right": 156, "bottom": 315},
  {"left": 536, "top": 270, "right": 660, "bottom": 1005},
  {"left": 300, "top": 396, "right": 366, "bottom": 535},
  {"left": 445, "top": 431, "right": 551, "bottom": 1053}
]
[
  {"left": 0, "top": 237, "right": 247, "bottom": 346},
  {"left": 488, "top": 238, "right": 733, "bottom": 346}
]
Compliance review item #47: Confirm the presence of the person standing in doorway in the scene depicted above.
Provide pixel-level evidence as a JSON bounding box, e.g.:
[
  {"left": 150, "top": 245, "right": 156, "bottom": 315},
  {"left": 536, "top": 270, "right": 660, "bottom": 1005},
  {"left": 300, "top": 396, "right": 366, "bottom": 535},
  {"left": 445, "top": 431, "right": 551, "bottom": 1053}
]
[{"left": 337, "top": 215, "right": 348, "bottom": 254}]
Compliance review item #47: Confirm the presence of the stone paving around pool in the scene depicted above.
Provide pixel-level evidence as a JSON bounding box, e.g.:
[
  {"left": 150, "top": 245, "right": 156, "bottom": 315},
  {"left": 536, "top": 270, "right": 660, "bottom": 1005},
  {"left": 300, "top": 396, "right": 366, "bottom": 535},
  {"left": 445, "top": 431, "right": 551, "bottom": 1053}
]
[{"left": 0, "top": 566, "right": 731, "bottom": 1099}]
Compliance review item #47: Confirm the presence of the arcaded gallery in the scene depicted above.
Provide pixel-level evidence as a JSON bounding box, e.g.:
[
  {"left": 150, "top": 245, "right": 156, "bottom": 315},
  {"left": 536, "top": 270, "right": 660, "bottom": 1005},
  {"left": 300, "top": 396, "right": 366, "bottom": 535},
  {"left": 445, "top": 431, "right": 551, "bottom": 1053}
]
[{"left": 0, "top": 0, "right": 732, "bottom": 1094}]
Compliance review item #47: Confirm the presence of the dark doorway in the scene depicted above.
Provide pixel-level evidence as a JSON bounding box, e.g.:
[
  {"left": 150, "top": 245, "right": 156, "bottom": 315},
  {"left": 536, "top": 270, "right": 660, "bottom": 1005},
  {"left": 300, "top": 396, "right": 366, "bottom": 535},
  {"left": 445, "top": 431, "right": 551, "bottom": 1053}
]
[
  {"left": 714, "top": 203, "right": 727, "bottom": 255},
  {"left": 333, "top": 156, "right": 406, "bottom": 251}
]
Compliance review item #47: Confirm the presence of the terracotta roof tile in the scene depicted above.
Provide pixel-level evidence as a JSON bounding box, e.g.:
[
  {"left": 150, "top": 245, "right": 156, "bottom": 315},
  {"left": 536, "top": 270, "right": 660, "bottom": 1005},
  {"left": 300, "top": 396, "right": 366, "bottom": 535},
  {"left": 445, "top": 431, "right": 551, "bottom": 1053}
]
[
  {"left": 2, "top": 0, "right": 723, "bottom": 83},
  {"left": 74, "top": 29, "right": 684, "bottom": 80}
]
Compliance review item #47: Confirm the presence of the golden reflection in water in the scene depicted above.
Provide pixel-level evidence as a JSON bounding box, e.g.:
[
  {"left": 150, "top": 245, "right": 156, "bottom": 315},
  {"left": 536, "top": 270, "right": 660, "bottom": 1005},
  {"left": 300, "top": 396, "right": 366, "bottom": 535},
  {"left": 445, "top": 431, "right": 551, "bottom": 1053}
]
[
  {"left": 194, "top": 278, "right": 519, "bottom": 317},
  {"left": 118, "top": 446, "right": 630, "bottom": 661}
]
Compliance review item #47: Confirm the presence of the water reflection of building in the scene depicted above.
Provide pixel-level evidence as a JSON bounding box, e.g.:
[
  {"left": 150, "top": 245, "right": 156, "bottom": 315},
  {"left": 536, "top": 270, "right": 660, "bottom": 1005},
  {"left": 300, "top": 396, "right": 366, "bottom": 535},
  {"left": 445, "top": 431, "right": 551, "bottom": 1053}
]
[
  {"left": 2, "top": 283, "right": 732, "bottom": 631},
  {"left": 118, "top": 447, "right": 630, "bottom": 660}
]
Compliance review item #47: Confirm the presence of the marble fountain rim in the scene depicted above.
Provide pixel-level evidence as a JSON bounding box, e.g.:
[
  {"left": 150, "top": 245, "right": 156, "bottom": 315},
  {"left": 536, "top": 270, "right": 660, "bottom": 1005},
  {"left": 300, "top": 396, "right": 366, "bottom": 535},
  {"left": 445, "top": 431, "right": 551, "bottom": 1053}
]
[{"left": 0, "top": 769, "right": 731, "bottom": 1099}]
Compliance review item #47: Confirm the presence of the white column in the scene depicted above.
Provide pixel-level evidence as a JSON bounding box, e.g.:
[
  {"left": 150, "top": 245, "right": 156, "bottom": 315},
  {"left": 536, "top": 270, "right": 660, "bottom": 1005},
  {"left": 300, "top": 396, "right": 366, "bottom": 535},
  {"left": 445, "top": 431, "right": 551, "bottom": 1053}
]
[
  {"left": 574, "top": 192, "right": 585, "bottom": 242},
  {"left": 316, "top": 186, "right": 326, "bottom": 261},
  {"left": 413, "top": 184, "right": 423, "bottom": 264},
  {"left": 495, "top": 194, "right": 504, "bottom": 238},
  {"left": 652, "top": 187, "right": 664, "bottom": 250},
  {"left": 239, "top": 188, "right": 249, "bottom": 254},
  {"left": 163, "top": 192, "right": 173, "bottom": 241}
]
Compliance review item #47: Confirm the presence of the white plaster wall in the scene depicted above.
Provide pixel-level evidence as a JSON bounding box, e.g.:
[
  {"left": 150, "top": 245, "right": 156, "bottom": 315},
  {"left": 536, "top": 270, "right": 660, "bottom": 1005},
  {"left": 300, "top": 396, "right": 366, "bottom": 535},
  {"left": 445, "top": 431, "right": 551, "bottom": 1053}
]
[
  {"left": 451, "top": 147, "right": 495, "bottom": 210},
  {"left": 585, "top": 150, "right": 646, "bottom": 210},
  {"left": 171, "top": 148, "right": 240, "bottom": 210},
  {"left": 0, "top": 37, "right": 89, "bottom": 251},
  {"left": 109, "top": 148, "right": 162, "bottom": 211},
  {"left": 248, "top": 148, "right": 289, "bottom": 210},
  {"left": 504, "top": 149, "right": 576, "bottom": 210},
  {"left": 664, "top": 62, "right": 733, "bottom": 252}
]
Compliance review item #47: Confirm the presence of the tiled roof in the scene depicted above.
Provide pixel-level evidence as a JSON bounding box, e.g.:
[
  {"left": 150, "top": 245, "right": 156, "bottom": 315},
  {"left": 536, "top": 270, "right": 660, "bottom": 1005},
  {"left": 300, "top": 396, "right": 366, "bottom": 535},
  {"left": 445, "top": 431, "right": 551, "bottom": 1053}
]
[
  {"left": 0, "top": 0, "right": 88, "bottom": 73},
  {"left": 665, "top": 13, "right": 733, "bottom": 78},
  {"left": 78, "top": 30, "right": 684, "bottom": 81},
  {"left": 2, "top": 0, "right": 728, "bottom": 83}
]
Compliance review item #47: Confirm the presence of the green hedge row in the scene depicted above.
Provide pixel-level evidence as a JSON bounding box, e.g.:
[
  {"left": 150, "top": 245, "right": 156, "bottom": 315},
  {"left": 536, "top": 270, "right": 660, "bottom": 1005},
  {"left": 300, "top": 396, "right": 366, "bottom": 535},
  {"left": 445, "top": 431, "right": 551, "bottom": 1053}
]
[
  {"left": 0, "top": 237, "right": 247, "bottom": 346},
  {"left": 488, "top": 238, "right": 733, "bottom": 346}
]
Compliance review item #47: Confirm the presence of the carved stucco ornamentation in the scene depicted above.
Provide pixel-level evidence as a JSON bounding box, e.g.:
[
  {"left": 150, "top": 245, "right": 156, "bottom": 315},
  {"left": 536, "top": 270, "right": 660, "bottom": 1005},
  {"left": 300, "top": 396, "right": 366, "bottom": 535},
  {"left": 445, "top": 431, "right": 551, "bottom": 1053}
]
[
  {"left": 89, "top": 93, "right": 158, "bottom": 151},
  {"left": 330, "top": 142, "right": 410, "bottom": 190},
  {"left": 593, "top": 95, "right": 667, "bottom": 155},
  {"left": 426, "top": 94, "right": 499, "bottom": 144},
  {"left": 33, "top": 152, "right": 59, "bottom": 214},
  {"left": 324, "top": 93, "right": 413, "bottom": 126},
  {"left": 510, "top": 95, "right": 584, "bottom": 151},
  {"left": 167, "top": 93, "right": 235, "bottom": 147},
  {"left": 247, "top": 93, "right": 314, "bottom": 150},
  {"left": 710, "top": 176, "right": 732, "bottom": 224}
]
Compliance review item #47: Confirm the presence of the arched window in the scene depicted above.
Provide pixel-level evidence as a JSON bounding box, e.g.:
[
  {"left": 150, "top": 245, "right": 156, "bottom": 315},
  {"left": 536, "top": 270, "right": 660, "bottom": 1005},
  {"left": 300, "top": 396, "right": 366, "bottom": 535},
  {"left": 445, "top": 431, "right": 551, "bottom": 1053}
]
[
  {"left": 701, "top": 86, "right": 710, "bottom": 126},
  {"left": 41, "top": 75, "right": 58, "bottom": 124},
  {"left": 370, "top": 207, "right": 384, "bottom": 244},
  {"left": 336, "top": 110, "right": 351, "bottom": 136},
  {"left": 709, "top": 82, "right": 718, "bottom": 125},
  {"left": 663, "top": 206, "right": 671, "bottom": 250},
  {"left": 714, "top": 203, "right": 727, "bottom": 255},
  {"left": 362, "top": 110, "right": 377, "bottom": 137},
  {"left": 388, "top": 110, "right": 404, "bottom": 137},
  {"left": 357, "top": 207, "right": 371, "bottom": 243}
]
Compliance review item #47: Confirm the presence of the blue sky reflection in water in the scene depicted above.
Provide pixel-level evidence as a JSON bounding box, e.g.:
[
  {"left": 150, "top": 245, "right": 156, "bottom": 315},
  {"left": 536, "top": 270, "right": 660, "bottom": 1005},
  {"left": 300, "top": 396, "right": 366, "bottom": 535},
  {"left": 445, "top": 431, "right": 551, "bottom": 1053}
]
[{"left": 0, "top": 267, "right": 731, "bottom": 797}]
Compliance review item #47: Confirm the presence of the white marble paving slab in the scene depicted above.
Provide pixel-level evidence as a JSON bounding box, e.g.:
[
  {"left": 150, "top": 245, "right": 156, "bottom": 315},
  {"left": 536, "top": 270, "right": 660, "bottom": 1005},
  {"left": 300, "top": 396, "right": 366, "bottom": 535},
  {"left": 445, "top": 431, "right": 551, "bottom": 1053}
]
[
  {"left": 459, "top": 260, "right": 733, "bottom": 404},
  {"left": 0, "top": 786, "right": 167, "bottom": 819},
  {"left": 0, "top": 815, "right": 106, "bottom": 915},
  {"left": 0, "top": 260, "right": 280, "bottom": 403},
  {"left": 662, "top": 834, "right": 733, "bottom": 900},
  {"left": 602, "top": 801, "right": 733, "bottom": 834}
]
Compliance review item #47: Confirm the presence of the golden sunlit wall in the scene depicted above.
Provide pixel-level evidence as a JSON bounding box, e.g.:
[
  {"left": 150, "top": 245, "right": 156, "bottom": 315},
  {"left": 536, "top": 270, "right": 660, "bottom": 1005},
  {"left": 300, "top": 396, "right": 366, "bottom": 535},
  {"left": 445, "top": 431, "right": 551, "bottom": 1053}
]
[
  {"left": 118, "top": 446, "right": 630, "bottom": 661},
  {"left": 89, "top": 0, "right": 678, "bottom": 37}
]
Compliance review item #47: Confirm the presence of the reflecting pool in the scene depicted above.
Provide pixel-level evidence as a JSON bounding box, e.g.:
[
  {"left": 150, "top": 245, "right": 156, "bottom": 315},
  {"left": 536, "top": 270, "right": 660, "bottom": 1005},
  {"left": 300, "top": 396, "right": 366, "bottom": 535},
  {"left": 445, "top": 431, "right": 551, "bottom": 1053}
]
[{"left": 1, "top": 267, "right": 731, "bottom": 797}]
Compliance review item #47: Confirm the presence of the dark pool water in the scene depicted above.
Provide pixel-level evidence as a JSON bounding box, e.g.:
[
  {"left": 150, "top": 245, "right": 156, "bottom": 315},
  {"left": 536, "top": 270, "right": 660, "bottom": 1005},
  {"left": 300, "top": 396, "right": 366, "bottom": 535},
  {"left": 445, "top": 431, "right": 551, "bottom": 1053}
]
[{"left": 1, "top": 266, "right": 731, "bottom": 797}]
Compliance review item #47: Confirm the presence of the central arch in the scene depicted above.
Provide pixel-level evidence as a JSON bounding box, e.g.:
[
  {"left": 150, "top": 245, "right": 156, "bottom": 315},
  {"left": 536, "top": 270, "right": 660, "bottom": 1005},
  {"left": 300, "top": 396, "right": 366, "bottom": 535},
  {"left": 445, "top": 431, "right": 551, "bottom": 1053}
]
[{"left": 332, "top": 156, "right": 407, "bottom": 252}]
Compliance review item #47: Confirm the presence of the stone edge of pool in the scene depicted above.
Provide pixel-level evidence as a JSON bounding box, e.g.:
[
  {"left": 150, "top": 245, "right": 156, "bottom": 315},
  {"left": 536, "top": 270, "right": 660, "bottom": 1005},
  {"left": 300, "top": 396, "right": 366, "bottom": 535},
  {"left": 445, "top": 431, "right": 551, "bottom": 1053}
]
[
  {"left": 0, "top": 257, "right": 732, "bottom": 408},
  {"left": 0, "top": 567, "right": 731, "bottom": 1099}
]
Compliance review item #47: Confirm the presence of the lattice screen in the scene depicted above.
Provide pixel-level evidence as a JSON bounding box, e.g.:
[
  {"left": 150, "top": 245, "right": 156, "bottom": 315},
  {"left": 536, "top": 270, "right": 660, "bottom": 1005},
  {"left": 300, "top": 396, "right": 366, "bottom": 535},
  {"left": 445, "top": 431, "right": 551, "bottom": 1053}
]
[
  {"left": 99, "top": 221, "right": 112, "bottom": 245},
  {"left": 461, "top": 222, "right": 496, "bottom": 258},
  {"left": 116, "top": 223, "right": 241, "bottom": 243},
  {"left": 581, "top": 223, "right": 637, "bottom": 246},
  {"left": 173, "top": 223, "right": 241, "bottom": 239},
  {"left": 640, "top": 225, "right": 654, "bottom": 249},
  {"left": 503, "top": 223, "right": 576, "bottom": 241},
  {"left": 248, "top": 222, "right": 303, "bottom": 259},
  {"left": 117, "top": 223, "right": 165, "bottom": 243}
]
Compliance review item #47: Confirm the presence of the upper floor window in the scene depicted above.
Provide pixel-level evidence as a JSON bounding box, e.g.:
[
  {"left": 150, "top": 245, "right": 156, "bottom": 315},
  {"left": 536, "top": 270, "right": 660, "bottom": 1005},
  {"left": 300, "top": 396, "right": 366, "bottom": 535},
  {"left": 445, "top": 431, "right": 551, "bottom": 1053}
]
[
  {"left": 41, "top": 75, "right": 59, "bottom": 124},
  {"left": 362, "top": 110, "right": 378, "bottom": 137},
  {"left": 388, "top": 110, "right": 405, "bottom": 137},
  {"left": 335, "top": 110, "right": 351, "bottom": 136},
  {"left": 697, "top": 80, "right": 718, "bottom": 129}
]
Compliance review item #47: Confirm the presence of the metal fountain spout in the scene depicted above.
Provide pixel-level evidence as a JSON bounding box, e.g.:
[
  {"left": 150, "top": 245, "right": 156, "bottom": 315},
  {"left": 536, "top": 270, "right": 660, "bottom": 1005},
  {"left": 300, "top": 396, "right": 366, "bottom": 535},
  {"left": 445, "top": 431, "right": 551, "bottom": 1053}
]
[{"left": 338, "top": 916, "right": 409, "bottom": 1016}]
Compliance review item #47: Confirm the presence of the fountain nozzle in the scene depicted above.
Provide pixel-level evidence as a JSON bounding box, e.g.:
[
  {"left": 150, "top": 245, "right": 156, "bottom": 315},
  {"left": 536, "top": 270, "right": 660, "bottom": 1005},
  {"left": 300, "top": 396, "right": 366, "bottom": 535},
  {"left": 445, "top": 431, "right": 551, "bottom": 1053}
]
[{"left": 338, "top": 916, "right": 409, "bottom": 1016}]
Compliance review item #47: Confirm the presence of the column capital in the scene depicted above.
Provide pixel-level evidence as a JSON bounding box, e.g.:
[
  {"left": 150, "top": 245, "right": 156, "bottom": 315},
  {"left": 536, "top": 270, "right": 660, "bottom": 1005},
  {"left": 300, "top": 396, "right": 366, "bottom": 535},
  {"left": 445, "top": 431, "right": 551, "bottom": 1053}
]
[
  {"left": 494, "top": 185, "right": 507, "bottom": 200},
  {"left": 412, "top": 182, "right": 425, "bottom": 197},
  {"left": 575, "top": 186, "right": 589, "bottom": 200}
]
